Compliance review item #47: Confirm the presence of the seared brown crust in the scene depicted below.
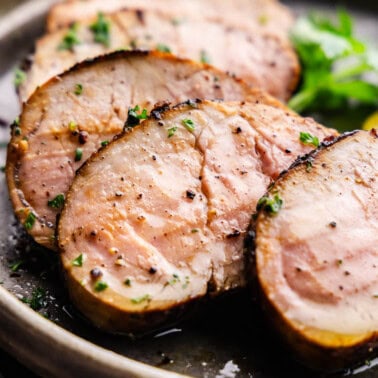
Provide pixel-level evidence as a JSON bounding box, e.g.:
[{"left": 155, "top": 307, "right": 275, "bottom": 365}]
[
  {"left": 251, "top": 129, "right": 378, "bottom": 370},
  {"left": 6, "top": 50, "right": 286, "bottom": 251}
]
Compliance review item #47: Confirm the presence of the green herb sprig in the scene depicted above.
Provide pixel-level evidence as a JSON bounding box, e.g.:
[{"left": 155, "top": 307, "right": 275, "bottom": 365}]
[{"left": 289, "top": 10, "right": 378, "bottom": 113}]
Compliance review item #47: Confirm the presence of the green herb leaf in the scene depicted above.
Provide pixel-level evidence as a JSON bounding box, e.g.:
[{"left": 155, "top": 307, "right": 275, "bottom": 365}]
[
  {"left": 22, "top": 287, "right": 48, "bottom": 311},
  {"left": 58, "top": 23, "right": 80, "bottom": 51},
  {"left": 131, "top": 294, "right": 151, "bottom": 304},
  {"left": 90, "top": 13, "right": 111, "bottom": 47},
  {"left": 24, "top": 212, "right": 36, "bottom": 230},
  {"left": 156, "top": 43, "right": 171, "bottom": 53},
  {"left": 289, "top": 10, "right": 378, "bottom": 113},
  {"left": 74, "top": 148, "right": 83, "bottom": 162},
  {"left": 101, "top": 140, "right": 109, "bottom": 147},
  {"left": 94, "top": 280, "right": 108, "bottom": 292},
  {"left": 200, "top": 49, "right": 211, "bottom": 64},
  {"left": 257, "top": 194, "right": 283, "bottom": 215},
  {"left": 14, "top": 69, "right": 26, "bottom": 87},
  {"left": 182, "top": 118, "right": 195, "bottom": 132},
  {"left": 9, "top": 260, "right": 25, "bottom": 272},
  {"left": 72, "top": 253, "right": 84, "bottom": 267},
  {"left": 299, "top": 132, "right": 320, "bottom": 147},
  {"left": 125, "top": 105, "right": 148, "bottom": 127},
  {"left": 47, "top": 194, "right": 65, "bottom": 209},
  {"left": 167, "top": 127, "right": 177, "bottom": 138},
  {"left": 74, "top": 83, "right": 83, "bottom": 95}
]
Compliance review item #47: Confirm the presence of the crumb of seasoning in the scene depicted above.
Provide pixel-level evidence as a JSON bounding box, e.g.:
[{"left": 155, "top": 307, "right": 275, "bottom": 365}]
[
  {"left": 329, "top": 221, "right": 337, "bottom": 228},
  {"left": 90, "top": 267, "right": 103, "bottom": 279},
  {"left": 191, "top": 228, "right": 199, "bottom": 233},
  {"left": 124, "top": 278, "right": 132, "bottom": 287},
  {"left": 0, "top": 166, "right": 5, "bottom": 173},
  {"left": 258, "top": 14, "right": 269, "bottom": 25},
  {"left": 94, "top": 280, "right": 108, "bottom": 292},
  {"left": 74, "top": 83, "right": 83, "bottom": 95},
  {"left": 186, "top": 190, "right": 196, "bottom": 200},
  {"left": 69, "top": 121, "right": 78, "bottom": 133},
  {"left": 74, "top": 148, "right": 83, "bottom": 162}
]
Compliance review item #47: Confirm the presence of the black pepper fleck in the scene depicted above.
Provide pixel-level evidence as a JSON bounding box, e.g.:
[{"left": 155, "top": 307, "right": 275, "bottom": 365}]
[
  {"left": 90, "top": 267, "right": 103, "bottom": 279},
  {"left": 186, "top": 190, "right": 196, "bottom": 200}
]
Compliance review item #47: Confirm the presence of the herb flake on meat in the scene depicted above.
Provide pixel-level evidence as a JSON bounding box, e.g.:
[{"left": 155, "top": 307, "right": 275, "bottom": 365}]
[
  {"left": 156, "top": 44, "right": 171, "bottom": 53},
  {"left": 299, "top": 132, "right": 319, "bottom": 147},
  {"left": 257, "top": 194, "right": 283, "bottom": 215},
  {"left": 58, "top": 23, "right": 80, "bottom": 51},
  {"left": 72, "top": 253, "right": 84, "bottom": 267},
  {"left": 74, "top": 148, "right": 83, "bottom": 162},
  {"left": 47, "top": 194, "right": 65, "bottom": 209},
  {"left": 74, "top": 83, "right": 83, "bottom": 95},
  {"left": 24, "top": 212, "right": 36, "bottom": 230},
  {"left": 90, "top": 13, "right": 111, "bottom": 47},
  {"left": 131, "top": 294, "right": 151, "bottom": 304},
  {"left": 125, "top": 105, "right": 148, "bottom": 127},
  {"left": 200, "top": 49, "right": 211, "bottom": 64},
  {"left": 22, "top": 287, "right": 48, "bottom": 311},
  {"left": 94, "top": 281, "right": 108, "bottom": 292},
  {"left": 167, "top": 127, "right": 177, "bottom": 138},
  {"left": 182, "top": 118, "right": 195, "bottom": 132}
]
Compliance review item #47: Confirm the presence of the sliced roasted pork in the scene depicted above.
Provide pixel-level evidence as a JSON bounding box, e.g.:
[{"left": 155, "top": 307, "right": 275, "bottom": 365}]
[
  {"left": 7, "top": 50, "right": 287, "bottom": 251},
  {"left": 47, "top": 0, "right": 294, "bottom": 40},
  {"left": 57, "top": 100, "right": 337, "bottom": 333},
  {"left": 254, "top": 129, "right": 378, "bottom": 369},
  {"left": 20, "top": 9, "right": 299, "bottom": 102}
]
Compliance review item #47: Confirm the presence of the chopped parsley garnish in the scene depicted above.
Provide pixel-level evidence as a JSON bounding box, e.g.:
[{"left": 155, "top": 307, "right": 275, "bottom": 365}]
[
  {"left": 58, "top": 23, "right": 80, "bottom": 51},
  {"left": 167, "top": 273, "right": 180, "bottom": 286},
  {"left": 74, "top": 148, "right": 83, "bottom": 162},
  {"left": 182, "top": 118, "right": 195, "bottom": 132},
  {"left": 101, "top": 140, "right": 109, "bottom": 147},
  {"left": 94, "top": 280, "right": 108, "bottom": 292},
  {"left": 72, "top": 253, "right": 84, "bottom": 267},
  {"left": 156, "top": 43, "right": 171, "bottom": 53},
  {"left": 9, "top": 260, "right": 25, "bottom": 272},
  {"left": 22, "top": 287, "right": 48, "bottom": 311},
  {"left": 125, "top": 105, "right": 148, "bottom": 127},
  {"left": 182, "top": 276, "right": 190, "bottom": 289},
  {"left": 24, "top": 212, "right": 36, "bottom": 230},
  {"left": 167, "top": 127, "right": 177, "bottom": 138},
  {"left": 257, "top": 194, "right": 283, "bottom": 215},
  {"left": 74, "top": 83, "right": 83, "bottom": 95},
  {"left": 47, "top": 194, "right": 65, "bottom": 209},
  {"left": 289, "top": 10, "right": 378, "bottom": 113},
  {"left": 124, "top": 278, "right": 132, "bottom": 287},
  {"left": 299, "top": 132, "right": 319, "bottom": 148},
  {"left": 131, "top": 294, "right": 151, "bottom": 304},
  {"left": 200, "top": 50, "right": 211, "bottom": 64},
  {"left": 305, "top": 161, "right": 313, "bottom": 172},
  {"left": 14, "top": 116, "right": 20, "bottom": 126},
  {"left": 90, "top": 13, "right": 111, "bottom": 47},
  {"left": 14, "top": 69, "right": 26, "bottom": 87}
]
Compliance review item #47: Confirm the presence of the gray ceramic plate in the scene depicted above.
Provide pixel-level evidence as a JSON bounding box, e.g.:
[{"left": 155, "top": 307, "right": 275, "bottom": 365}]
[{"left": 0, "top": 1, "right": 378, "bottom": 377}]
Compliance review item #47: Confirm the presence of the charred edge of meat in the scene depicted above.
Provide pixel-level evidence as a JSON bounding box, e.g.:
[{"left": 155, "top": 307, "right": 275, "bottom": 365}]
[
  {"left": 24, "top": 49, "right": 248, "bottom": 109},
  {"left": 150, "top": 102, "right": 172, "bottom": 120}
]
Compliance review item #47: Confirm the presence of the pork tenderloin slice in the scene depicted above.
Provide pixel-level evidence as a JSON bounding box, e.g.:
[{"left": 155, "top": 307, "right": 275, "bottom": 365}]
[
  {"left": 46, "top": 0, "right": 294, "bottom": 41},
  {"left": 254, "top": 129, "right": 378, "bottom": 369},
  {"left": 21, "top": 9, "right": 299, "bottom": 102},
  {"left": 7, "top": 50, "right": 285, "bottom": 251},
  {"left": 58, "top": 100, "right": 336, "bottom": 333}
]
